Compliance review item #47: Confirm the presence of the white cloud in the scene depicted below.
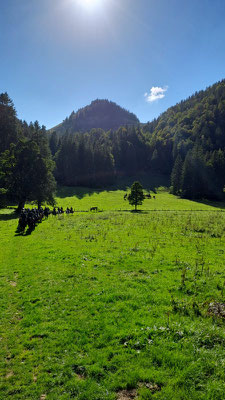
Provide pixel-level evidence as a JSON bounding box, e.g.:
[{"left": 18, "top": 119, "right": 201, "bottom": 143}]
[{"left": 145, "top": 86, "right": 168, "bottom": 102}]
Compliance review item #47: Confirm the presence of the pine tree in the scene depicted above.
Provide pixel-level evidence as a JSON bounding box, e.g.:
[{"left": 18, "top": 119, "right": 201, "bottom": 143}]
[
  {"left": 49, "top": 131, "right": 58, "bottom": 156},
  {"left": 181, "top": 148, "right": 208, "bottom": 199},
  {"left": 0, "top": 92, "right": 20, "bottom": 154},
  {"left": 181, "top": 150, "right": 194, "bottom": 199},
  {"left": 171, "top": 154, "right": 183, "bottom": 194}
]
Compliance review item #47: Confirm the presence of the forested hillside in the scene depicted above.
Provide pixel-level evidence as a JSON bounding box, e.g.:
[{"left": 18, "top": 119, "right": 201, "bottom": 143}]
[
  {"left": 1, "top": 80, "right": 225, "bottom": 204},
  {"left": 50, "top": 79, "right": 225, "bottom": 199},
  {"left": 144, "top": 79, "right": 225, "bottom": 199},
  {"left": 50, "top": 99, "right": 140, "bottom": 135},
  {"left": 52, "top": 127, "right": 148, "bottom": 187}
]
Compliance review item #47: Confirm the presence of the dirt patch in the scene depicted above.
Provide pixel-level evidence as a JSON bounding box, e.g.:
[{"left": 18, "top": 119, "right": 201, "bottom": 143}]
[
  {"left": 208, "top": 302, "right": 225, "bottom": 318},
  {"left": 5, "top": 371, "right": 14, "bottom": 379},
  {"left": 75, "top": 373, "right": 85, "bottom": 380},
  {"left": 139, "top": 382, "right": 161, "bottom": 393},
  {"left": 9, "top": 281, "right": 17, "bottom": 287},
  {"left": 117, "top": 382, "right": 161, "bottom": 399},
  {"left": 72, "top": 364, "right": 86, "bottom": 379},
  {"left": 40, "top": 395, "right": 47, "bottom": 400},
  {"left": 117, "top": 389, "right": 137, "bottom": 400},
  {"left": 6, "top": 354, "right": 12, "bottom": 362},
  {"left": 13, "top": 312, "right": 23, "bottom": 321}
]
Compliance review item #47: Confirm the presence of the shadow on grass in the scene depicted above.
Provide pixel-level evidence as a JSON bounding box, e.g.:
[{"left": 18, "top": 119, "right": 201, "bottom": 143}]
[
  {"left": 15, "top": 226, "right": 35, "bottom": 237},
  {"left": 56, "top": 186, "right": 101, "bottom": 200},
  {"left": 194, "top": 199, "right": 225, "bottom": 209},
  {"left": 0, "top": 212, "right": 18, "bottom": 221},
  {"left": 56, "top": 173, "right": 170, "bottom": 200},
  {"left": 116, "top": 209, "right": 149, "bottom": 214},
  {"left": 131, "top": 210, "right": 148, "bottom": 213},
  {"left": 111, "top": 172, "right": 169, "bottom": 192}
]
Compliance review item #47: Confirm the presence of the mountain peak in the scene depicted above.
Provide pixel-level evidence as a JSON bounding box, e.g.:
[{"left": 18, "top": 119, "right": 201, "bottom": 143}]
[{"left": 50, "top": 99, "right": 139, "bottom": 135}]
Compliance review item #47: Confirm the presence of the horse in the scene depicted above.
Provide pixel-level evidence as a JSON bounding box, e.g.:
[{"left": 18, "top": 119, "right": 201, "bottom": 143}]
[{"left": 90, "top": 206, "right": 98, "bottom": 212}]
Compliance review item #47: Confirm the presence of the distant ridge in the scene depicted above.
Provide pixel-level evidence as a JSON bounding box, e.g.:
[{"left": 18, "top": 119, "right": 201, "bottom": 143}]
[{"left": 49, "top": 99, "right": 139, "bottom": 135}]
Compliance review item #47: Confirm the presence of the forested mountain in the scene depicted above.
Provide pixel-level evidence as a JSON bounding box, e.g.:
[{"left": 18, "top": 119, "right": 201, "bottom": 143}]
[
  {"left": 49, "top": 99, "right": 140, "bottom": 135},
  {"left": 143, "top": 79, "right": 225, "bottom": 199},
  {"left": 1, "top": 79, "right": 225, "bottom": 205},
  {"left": 50, "top": 79, "right": 225, "bottom": 199},
  {"left": 143, "top": 79, "right": 225, "bottom": 163}
]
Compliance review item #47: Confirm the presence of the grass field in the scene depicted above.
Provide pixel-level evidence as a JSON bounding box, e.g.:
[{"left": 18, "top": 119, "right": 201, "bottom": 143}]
[{"left": 0, "top": 187, "right": 225, "bottom": 399}]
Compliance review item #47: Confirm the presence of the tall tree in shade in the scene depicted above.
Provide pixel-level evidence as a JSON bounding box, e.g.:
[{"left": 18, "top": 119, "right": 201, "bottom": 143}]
[
  {"left": 171, "top": 154, "right": 183, "bottom": 195},
  {"left": 0, "top": 138, "right": 56, "bottom": 211},
  {"left": 0, "top": 92, "right": 20, "bottom": 154},
  {"left": 181, "top": 148, "right": 208, "bottom": 199}
]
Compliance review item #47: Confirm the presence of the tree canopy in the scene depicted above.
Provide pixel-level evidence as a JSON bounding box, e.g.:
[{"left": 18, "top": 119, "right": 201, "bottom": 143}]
[
  {"left": 0, "top": 94, "right": 56, "bottom": 210},
  {"left": 0, "top": 92, "right": 21, "bottom": 154},
  {"left": 127, "top": 181, "right": 145, "bottom": 211}
]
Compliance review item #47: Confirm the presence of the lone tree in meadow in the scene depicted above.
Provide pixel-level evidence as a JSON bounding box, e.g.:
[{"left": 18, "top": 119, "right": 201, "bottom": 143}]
[{"left": 128, "top": 181, "right": 145, "bottom": 211}]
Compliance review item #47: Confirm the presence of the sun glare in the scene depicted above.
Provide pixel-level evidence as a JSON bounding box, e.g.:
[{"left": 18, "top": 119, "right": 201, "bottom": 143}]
[{"left": 76, "top": 0, "right": 104, "bottom": 11}]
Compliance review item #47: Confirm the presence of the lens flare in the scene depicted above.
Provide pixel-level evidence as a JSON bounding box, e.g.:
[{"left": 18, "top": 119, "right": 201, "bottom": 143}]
[{"left": 77, "top": 0, "right": 104, "bottom": 11}]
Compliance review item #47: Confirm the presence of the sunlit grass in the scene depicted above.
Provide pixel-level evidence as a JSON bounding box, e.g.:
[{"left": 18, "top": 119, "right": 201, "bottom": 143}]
[
  {"left": 0, "top": 188, "right": 225, "bottom": 399},
  {"left": 55, "top": 186, "right": 225, "bottom": 212}
]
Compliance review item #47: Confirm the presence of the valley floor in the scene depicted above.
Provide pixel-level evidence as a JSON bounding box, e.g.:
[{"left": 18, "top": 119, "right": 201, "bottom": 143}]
[{"left": 0, "top": 188, "right": 225, "bottom": 399}]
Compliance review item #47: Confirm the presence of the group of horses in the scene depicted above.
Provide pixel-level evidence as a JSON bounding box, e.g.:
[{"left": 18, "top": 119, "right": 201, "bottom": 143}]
[
  {"left": 18, "top": 207, "right": 50, "bottom": 231},
  {"left": 52, "top": 207, "right": 74, "bottom": 215},
  {"left": 18, "top": 206, "right": 75, "bottom": 231}
]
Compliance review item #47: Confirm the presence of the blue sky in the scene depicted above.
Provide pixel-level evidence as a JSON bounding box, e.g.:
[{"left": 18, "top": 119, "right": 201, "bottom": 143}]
[{"left": 1, "top": 0, "right": 225, "bottom": 128}]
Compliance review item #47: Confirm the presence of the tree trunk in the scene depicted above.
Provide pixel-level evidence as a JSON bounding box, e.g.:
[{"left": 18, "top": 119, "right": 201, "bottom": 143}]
[{"left": 17, "top": 200, "right": 25, "bottom": 213}]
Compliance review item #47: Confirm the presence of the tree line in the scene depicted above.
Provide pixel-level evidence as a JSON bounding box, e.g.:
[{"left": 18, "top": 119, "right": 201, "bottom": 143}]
[
  {"left": 1, "top": 79, "right": 225, "bottom": 209},
  {"left": 51, "top": 126, "right": 149, "bottom": 187}
]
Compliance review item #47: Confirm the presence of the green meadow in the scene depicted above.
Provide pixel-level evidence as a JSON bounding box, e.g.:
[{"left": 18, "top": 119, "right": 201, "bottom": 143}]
[{"left": 0, "top": 187, "right": 225, "bottom": 400}]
